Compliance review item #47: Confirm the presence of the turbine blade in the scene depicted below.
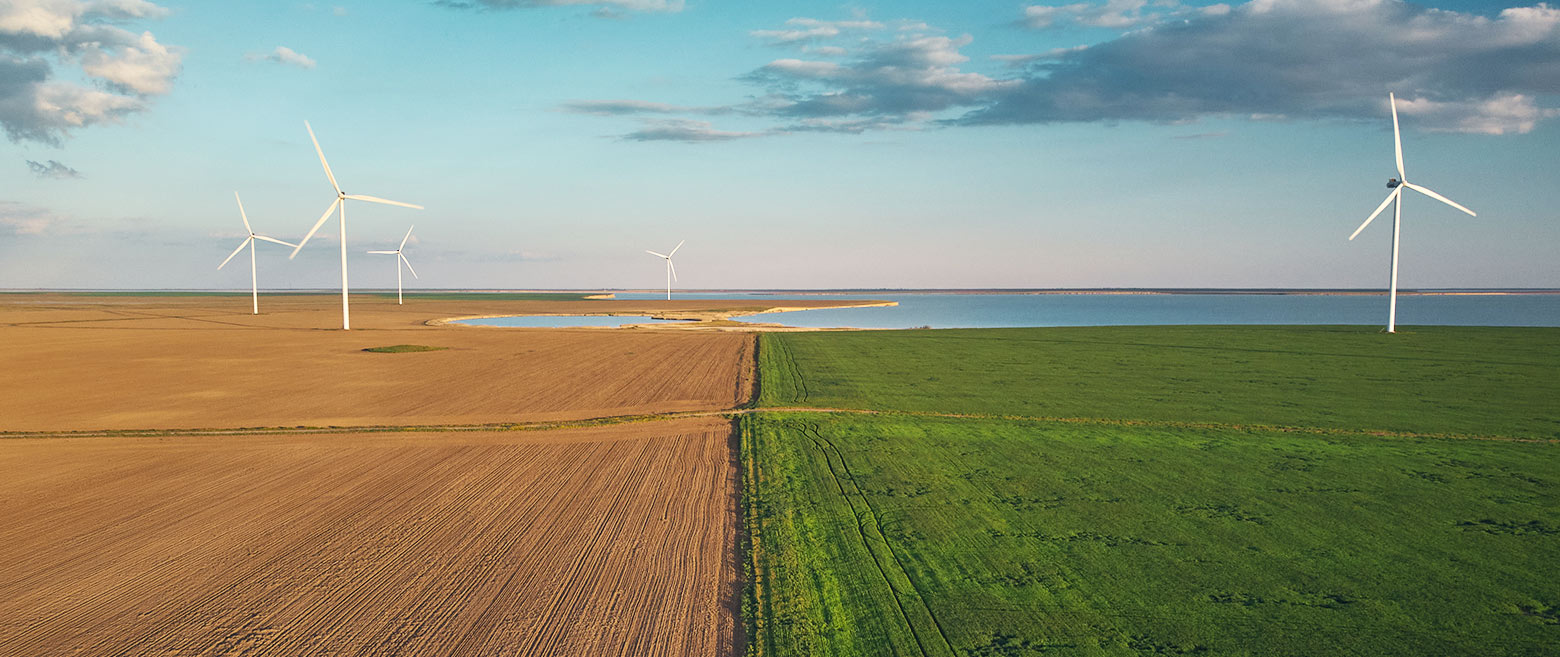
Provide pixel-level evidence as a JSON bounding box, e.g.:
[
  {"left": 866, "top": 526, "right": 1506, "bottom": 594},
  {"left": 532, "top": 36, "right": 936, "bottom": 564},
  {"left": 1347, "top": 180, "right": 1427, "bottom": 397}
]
[
  {"left": 646, "top": 250, "right": 668, "bottom": 258},
  {"left": 399, "top": 225, "right": 414, "bottom": 250},
  {"left": 234, "top": 191, "right": 252, "bottom": 234},
  {"left": 305, "top": 121, "right": 341, "bottom": 194},
  {"left": 668, "top": 239, "right": 685, "bottom": 257},
  {"left": 344, "top": 194, "right": 423, "bottom": 210},
  {"left": 1350, "top": 188, "right": 1399, "bottom": 241},
  {"left": 218, "top": 238, "right": 250, "bottom": 270},
  {"left": 290, "top": 199, "right": 340, "bottom": 259},
  {"left": 1391, "top": 92, "right": 1405, "bottom": 181},
  {"left": 253, "top": 235, "right": 298, "bottom": 248},
  {"left": 366, "top": 250, "right": 398, "bottom": 254},
  {"left": 1403, "top": 182, "right": 1477, "bottom": 217},
  {"left": 668, "top": 259, "right": 678, "bottom": 282},
  {"left": 401, "top": 253, "right": 418, "bottom": 279}
]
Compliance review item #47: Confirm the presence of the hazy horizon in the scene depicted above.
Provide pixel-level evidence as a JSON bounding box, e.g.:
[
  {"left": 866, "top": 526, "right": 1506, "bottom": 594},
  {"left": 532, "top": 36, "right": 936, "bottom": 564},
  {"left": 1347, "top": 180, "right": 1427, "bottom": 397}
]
[{"left": 3, "top": 0, "right": 1557, "bottom": 290}]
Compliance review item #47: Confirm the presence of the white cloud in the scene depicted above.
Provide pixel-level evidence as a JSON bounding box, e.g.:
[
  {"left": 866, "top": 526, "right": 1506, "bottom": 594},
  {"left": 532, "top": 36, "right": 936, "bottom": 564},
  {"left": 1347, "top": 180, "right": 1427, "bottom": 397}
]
[
  {"left": 1023, "top": 0, "right": 1176, "bottom": 30},
  {"left": 247, "top": 45, "right": 316, "bottom": 69},
  {"left": 0, "top": 0, "right": 179, "bottom": 144},
  {"left": 1395, "top": 93, "right": 1559, "bottom": 135},
  {"left": 79, "top": 29, "right": 181, "bottom": 93},
  {"left": 751, "top": 17, "right": 884, "bottom": 45}
]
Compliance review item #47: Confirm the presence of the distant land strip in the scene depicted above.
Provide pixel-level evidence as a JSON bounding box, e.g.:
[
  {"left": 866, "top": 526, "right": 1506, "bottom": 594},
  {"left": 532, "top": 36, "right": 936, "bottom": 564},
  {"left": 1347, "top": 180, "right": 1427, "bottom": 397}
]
[
  {"left": 3, "top": 288, "right": 1559, "bottom": 296},
  {"left": 5, "top": 407, "right": 1553, "bottom": 445}
]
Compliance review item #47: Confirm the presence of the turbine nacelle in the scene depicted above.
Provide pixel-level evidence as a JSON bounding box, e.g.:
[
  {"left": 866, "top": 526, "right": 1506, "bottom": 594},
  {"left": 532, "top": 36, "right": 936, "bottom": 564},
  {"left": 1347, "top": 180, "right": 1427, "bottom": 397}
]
[{"left": 1387, "top": 178, "right": 1401, "bottom": 189}]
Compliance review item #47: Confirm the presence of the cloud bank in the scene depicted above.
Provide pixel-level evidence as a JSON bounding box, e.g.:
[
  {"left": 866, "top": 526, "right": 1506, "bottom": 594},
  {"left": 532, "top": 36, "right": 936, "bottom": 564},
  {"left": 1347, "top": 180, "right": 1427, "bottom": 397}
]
[
  {"left": 965, "top": 0, "right": 1560, "bottom": 134},
  {"left": 566, "top": 1, "right": 1560, "bottom": 142},
  {"left": 0, "top": 0, "right": 182, "bottom": 145}
]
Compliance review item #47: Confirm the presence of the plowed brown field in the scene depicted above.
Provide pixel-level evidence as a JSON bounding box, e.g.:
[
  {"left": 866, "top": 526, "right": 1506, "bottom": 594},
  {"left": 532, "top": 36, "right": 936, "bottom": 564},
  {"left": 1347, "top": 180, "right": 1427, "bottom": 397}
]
[
  {"left": 0, "top": 418, "right": 738, "bottom": 656},
  {"left": 0, "top": 294, "right": 800, "bottom": 432}
]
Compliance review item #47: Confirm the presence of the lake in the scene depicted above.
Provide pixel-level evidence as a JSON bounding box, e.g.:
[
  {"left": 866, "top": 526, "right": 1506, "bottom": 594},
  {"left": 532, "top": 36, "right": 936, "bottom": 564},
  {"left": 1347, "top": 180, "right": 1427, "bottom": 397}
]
[
  {"left": 733, "top": 293, "right": 1560, "bottom": 329},
  {"left": 456, "top": 292, "right": 1560, "bottom": 329}
]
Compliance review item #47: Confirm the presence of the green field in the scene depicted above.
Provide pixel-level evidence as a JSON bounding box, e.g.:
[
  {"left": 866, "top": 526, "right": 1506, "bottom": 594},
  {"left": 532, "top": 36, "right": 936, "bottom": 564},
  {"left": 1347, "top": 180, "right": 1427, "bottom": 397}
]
[
  {"left": 744, "top": 326, "right": 1560, "bottom": 656},
  {"left": 757, "top": 326, "right": 1560, "bottom": 439}
]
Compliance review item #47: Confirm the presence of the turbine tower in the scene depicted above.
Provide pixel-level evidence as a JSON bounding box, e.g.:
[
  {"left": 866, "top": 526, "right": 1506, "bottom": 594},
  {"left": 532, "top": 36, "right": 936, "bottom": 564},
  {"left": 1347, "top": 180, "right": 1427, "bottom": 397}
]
[
  {"left": 645, "top": 240, "right": 684, "bottom": 301},
  {"left": 289, "top": 121, "right": 423, "bottom": 330},
  {"left": 367, "top": 225, "right": 419, "bottom": 305},
  {"left": 218, "top": 192, "right": 298, "bottom": 315},
  {"left": 1348, "top": 92, "right": 1477, "bottom": 334}
]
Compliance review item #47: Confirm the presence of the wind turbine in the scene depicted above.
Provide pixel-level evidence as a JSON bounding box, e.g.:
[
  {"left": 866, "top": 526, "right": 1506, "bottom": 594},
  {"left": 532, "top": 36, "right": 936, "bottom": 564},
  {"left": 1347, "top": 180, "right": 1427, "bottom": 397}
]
[
  {"left": 367, "top": 226, "right": 418, "bottom": 305},
  {"left": 218, "top": 192, "right": 298, "bottom": 315},
  {"left": 1348, "top": 92, "right": 1477, "bottom": 334},
  {"left": 645, "top": 240, "right": 684, "bottom": 300},
  {"left": 288, "top": 121, "right": 423, "bottom": 330}
]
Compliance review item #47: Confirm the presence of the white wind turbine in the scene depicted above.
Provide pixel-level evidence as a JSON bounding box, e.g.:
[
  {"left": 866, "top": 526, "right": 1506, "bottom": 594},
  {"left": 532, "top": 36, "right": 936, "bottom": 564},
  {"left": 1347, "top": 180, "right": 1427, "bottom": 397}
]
[
  {"left": 288, "top": 121, "right": 423, "bottom": 330},
  {"left": 1348, "top": 92, "right": 1477, "bottom": 334},
  {"left": 218, "top": 192, "right": 298, "bottom": 315},
  {"left": 645, "top": 240, "right": 684, "bottom": 300},
  {"left": 367, "top": 226, "right": 419, "bottom": 305}
]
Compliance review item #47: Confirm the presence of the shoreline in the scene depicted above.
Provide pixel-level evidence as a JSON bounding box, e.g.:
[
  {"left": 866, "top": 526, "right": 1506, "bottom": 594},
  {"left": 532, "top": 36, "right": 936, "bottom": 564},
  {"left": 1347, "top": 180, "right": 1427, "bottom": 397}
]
[{"left": 429, "top": 300, "right": 899, "bottom": 331}]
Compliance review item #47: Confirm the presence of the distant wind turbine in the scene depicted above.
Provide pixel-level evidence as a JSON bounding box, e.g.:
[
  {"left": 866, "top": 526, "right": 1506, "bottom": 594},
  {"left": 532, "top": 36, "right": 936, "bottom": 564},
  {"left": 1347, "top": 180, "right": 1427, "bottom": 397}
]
[
  {"left": 645, "top": 240, "right": 684, "bottom": 301},
  {"left": 1348, "top": 92, "right": 1477, "bottom": 334},
  {"left": 367, "top": 226, "right": 419, "bottom": 305},
  {"left": 289, "top": 121, "right": 423, "bottom": 330},
  {"left": 218, "top": 192, "right": 298, "bottom": 315}
]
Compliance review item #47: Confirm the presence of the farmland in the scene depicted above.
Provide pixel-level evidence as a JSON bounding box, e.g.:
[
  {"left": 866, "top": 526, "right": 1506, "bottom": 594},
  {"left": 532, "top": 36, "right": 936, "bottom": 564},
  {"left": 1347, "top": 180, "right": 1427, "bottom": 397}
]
[
  {"left": 0, "top": 419, "right": 739, "bottom": 656},
  {"left": 0, "top": 293, "right": 772, "bottom": 432},
  {"left": 756, "top": 325, "right": 1560, "bottom": 439},
  {"left": 0, "top": 293, "right": 835, "bottom": 656},
  {"left": 744, "top": 327, "right": 1560, "bottom": 656}
]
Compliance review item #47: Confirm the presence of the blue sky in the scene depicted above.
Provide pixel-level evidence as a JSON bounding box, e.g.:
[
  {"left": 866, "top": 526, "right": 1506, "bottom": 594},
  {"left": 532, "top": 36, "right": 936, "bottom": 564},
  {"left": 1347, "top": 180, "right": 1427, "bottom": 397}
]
[{"left": 1, "top": 0, "right": 1557, "bottom": 290}]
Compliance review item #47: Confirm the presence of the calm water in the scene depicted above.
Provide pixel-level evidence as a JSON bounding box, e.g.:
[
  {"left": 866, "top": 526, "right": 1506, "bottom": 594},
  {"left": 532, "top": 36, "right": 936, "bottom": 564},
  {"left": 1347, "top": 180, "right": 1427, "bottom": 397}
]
[
  {"left": 454, "top": 293, "right": 1560, "bottom": 329},
  {"left": 732, "top": 293, "right": 1560, "bottom": 329},
  {"left": 453, "top": 315, "right": 693, "bottom": 328}
]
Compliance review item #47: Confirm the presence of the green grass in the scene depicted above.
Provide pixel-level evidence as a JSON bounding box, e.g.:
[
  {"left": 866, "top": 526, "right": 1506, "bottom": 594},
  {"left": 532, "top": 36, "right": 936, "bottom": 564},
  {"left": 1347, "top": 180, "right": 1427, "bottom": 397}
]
[
  {"left": 745, "top": 326, "right": 1560, "bottom": 656},
  {"left": 362, "top": 344, "right": 448, "bottom": 353},
  {"left": 758, "top": 326, "right": 1560, "bottom": 439},
  {"left": 745, "top": 412, "right": 1560, "bottom": 656}
]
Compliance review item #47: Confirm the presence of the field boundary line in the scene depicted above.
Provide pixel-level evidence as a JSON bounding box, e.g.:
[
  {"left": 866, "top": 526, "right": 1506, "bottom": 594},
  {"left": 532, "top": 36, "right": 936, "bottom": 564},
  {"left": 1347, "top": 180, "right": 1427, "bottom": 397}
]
[
  {"left": 754, "top": 408, "right": 1559, "bottom": 445},
  {"left": 5, "top": 407, "right": 1555, "bottom": 444}
]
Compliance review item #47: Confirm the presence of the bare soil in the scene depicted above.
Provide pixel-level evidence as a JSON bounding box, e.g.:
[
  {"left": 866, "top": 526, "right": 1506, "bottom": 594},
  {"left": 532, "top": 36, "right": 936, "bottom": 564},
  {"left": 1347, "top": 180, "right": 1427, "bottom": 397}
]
[
  {"left": 0, "top": 294, "right": 792, "bottom": 432},
  {"left": 0, "top": 418, "right": 739, "bottom": 656}
]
